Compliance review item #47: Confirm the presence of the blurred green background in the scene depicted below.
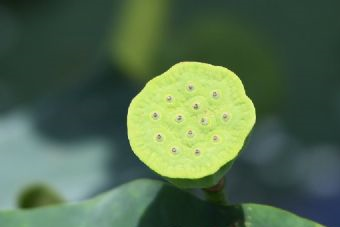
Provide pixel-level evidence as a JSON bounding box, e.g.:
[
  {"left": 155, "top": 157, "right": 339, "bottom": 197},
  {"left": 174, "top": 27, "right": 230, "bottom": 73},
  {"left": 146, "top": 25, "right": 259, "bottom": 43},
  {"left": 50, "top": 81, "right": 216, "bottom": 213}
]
[{"left": 0, "top": 0, "right": 339, "bottom": 226}]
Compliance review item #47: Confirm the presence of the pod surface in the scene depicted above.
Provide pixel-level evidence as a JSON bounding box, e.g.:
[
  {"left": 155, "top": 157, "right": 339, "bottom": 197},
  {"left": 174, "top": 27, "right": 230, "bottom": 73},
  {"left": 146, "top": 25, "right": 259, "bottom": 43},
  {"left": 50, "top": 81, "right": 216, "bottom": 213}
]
[{"left": 127, "top": 62, "right": 256, "bottom": 180}]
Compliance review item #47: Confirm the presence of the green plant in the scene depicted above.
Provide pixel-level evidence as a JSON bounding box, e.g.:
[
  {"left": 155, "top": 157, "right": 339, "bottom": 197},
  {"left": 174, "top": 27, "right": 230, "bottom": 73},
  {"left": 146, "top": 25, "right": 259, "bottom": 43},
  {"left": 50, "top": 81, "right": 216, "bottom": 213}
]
[
  {"left": 127, "top": 62, "right": 255, "bottom": 191},
  {"left": 0, "top": 62, "right": 326, "bottom": 227}
]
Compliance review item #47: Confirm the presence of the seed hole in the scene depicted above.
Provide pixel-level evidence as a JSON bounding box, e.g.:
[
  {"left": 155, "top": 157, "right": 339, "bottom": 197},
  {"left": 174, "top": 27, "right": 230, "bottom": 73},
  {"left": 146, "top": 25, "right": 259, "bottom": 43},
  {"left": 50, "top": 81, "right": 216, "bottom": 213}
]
[
  {"left": 187, "top": 84, "right": 194, "bottom": 92},
  {"left": 200, "top": 117, "right": 209, "bottom": 125},
  {"left": 187, "top": 130, "right": 194, "bottom": 137},
  {"left": 212, "top": 91, "right": 219, "bottom": 99},
  {"left": 212, "top": 135, "right": 219, "bottom": 142},
  {"left": 171, "top": 147, "right": 178, "bottom": 154},
  {"left": 155, "top": 133, "right": 164, "bottom": 142},
  {"left": 166, "top": 95, "right": 173, "bottom": 102},
  {"left": 175, "top": 114, "right": 184, "bottom": 123},
  {"left": 192, "top": 103, "right": 200, "bottom": 110},
  {"left": 194, "top": 148, "right": 201, "bottom": 156},
  {"left": 151, "top": 112, "right": 160, "bottom": 120},
  {"left": 222, "top": 112, "right": 229, "bottom": 121}
]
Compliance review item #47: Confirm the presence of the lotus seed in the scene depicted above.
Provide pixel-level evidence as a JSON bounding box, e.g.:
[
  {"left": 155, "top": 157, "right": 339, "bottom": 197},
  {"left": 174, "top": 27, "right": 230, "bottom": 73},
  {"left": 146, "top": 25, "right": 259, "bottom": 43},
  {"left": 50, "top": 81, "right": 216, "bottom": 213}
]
[
  {"left": 155, "top": 133, "right": 163, "bottom": 142},
  {"left": 212, "top": 91, "right": 219, "bottom": 99},
  {"left": 212, "top": 135, "right": 219, "bottom": 142},
  {"left": 187, "top": 84, "right": 194, "bottom": 91},
  {"left": 176, "top": 115, "right": 183, "bottom": 123},
  {"left": 187, "top": 130, "right": 194, "bottom": 137},
  {"left": 166, "top": 96, "right": 173, "bottom": 102},
  {"left": 194, "top": 148, "right": 201, "bottom": 156},
  {"left": 200, "top": 117, "right": 209, "bottom": 125},
  {"left": 192, "top": 103, "right": 200, "bottom": 110},
  {"left": 152, "top": 112, "right": 159, "bottom": 120},
  {"left": 171, "top": 147, "right": 178, "bottom": 154},
  {"left": 222, "top": 112, "right": 229, "bottom": 121}
]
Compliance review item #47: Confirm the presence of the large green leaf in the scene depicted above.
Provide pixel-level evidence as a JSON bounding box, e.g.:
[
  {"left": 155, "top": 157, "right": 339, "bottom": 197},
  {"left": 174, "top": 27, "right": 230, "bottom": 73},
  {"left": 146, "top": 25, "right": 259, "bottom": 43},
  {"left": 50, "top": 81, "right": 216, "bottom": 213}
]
[{"left": 0, "top": 179, "right": 325, "bottom": 227}]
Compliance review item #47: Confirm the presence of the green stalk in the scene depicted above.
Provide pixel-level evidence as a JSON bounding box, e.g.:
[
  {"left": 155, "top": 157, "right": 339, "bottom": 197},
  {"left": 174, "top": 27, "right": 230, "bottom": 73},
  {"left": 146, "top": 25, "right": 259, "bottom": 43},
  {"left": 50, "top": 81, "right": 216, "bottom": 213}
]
[{"left": 202, "top": 177, "right": 228, "bottom": 206}]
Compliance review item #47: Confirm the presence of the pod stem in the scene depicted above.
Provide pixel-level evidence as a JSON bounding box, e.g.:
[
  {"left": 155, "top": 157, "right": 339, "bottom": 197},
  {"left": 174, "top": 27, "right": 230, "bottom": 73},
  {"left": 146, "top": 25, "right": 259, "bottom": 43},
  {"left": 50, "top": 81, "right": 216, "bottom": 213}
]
[{"left": 202, "top": 177, "right": 228, "bottom": 206}]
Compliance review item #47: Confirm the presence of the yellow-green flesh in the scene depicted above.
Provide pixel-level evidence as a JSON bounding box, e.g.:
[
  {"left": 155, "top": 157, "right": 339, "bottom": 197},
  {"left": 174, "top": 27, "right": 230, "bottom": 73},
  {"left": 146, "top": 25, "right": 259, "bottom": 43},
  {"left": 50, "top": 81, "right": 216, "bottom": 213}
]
[{"left": 128, "top": 62, "right": 255, "bottom": 179}]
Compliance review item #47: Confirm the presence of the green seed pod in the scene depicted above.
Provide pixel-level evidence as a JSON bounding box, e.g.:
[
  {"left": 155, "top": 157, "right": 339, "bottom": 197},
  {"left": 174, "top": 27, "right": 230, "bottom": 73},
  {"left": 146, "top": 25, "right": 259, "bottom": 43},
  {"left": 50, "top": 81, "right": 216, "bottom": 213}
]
[{"left": 127, "top": 62, "right": 256, "bottom": 188}]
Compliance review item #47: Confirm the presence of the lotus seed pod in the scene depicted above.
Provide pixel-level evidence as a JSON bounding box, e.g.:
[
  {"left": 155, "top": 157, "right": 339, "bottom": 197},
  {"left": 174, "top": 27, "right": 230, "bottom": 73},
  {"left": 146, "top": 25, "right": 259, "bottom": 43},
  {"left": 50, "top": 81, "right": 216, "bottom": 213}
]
[{"left": 127, "top": 62, "right": 256, "bottom": 188}]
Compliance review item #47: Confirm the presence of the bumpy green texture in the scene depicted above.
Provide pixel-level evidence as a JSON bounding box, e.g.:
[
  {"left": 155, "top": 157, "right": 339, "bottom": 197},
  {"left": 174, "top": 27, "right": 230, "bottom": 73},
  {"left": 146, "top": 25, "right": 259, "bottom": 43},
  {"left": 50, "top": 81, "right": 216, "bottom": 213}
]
[
  {"left": 127, "top": 62, "right": 256, "bottom": 188},
  {"left": 0, "top": 179, "right": 326, "bottom": 227}
]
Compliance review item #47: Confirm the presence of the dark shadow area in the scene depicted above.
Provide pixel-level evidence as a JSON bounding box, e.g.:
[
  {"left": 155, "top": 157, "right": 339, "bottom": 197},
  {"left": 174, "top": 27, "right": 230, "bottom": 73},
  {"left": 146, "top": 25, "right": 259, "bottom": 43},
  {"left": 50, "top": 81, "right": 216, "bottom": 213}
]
[
  {"left": 137, "top": 185, "right": 245, "bottom": 227},
  {"left": 32, "top": 64, "right": 135, "bottom": 141},
  {"left": 0, "top": 0, "right": 116, "bottom": 106}
]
